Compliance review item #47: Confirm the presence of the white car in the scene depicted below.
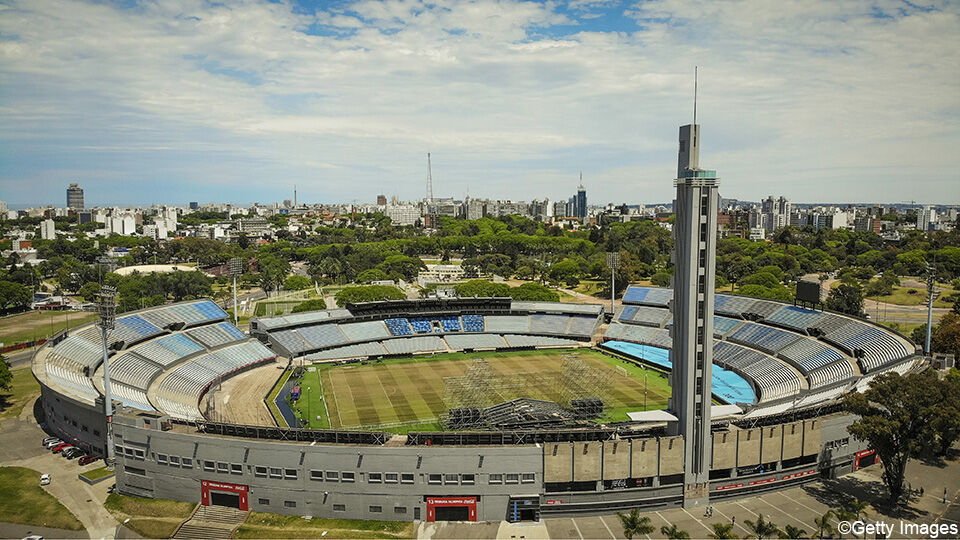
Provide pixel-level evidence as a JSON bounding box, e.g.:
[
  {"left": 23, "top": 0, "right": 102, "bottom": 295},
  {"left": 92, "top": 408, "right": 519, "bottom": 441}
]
[{"left": 40, "top": 473, "right": 50, "bottom": 486}]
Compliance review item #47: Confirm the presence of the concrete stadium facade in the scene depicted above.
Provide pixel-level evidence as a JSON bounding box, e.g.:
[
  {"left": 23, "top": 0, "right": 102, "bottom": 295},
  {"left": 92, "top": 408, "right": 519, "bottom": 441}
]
[{"left": 32, "top": 294, "right": 914, "bottom": 523}]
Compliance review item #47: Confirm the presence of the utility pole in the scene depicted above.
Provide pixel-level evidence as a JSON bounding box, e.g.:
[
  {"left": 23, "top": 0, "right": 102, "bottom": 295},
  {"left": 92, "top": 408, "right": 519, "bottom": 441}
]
[
  {"left": 606, "top": 252, "right": 620, "bottom": 317},
  {"left": 98, "top": 285, "right": 117, "bottom": 464},
  {"left": 230, "top": 258, "right": 243, "bottom": 327}
]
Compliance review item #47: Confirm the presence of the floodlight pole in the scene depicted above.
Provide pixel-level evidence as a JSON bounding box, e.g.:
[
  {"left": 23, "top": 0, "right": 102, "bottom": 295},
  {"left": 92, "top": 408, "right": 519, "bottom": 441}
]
[
  {"left": 98, "top": 285, "right": 117, "bottom": 465},
  {"left": 230, "top": 258, "right": 243, "bottom": 327},
  {"left": 925, "top": 264, "right": 935, "bottom": 355},
  {"left": 606, "top": 252, "right": 621, "bottom": 317}
]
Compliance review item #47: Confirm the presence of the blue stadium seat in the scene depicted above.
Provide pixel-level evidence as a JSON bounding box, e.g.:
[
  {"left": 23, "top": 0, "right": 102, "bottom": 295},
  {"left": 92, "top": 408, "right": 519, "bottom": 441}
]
[
  {"left": 461, "top": 315, "right": 484, "bottom": 332},
  {"left": 385, "top": 318, "right": 413, "bottom": 336}
]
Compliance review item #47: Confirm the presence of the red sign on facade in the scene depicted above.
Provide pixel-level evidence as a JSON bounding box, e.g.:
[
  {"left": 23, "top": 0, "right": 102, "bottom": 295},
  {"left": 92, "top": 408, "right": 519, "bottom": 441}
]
[
  {"left": 425, "top": 496, "right": 477, "bottom": 522},
  {"left": 200, "top": 479, "right": 249, "bottom": 511}
]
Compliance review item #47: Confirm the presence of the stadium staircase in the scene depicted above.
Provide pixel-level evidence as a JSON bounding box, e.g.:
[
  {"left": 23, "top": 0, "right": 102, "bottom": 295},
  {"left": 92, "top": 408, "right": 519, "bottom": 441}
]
[{"left": 172, "top": 504, "right": 249, "bottom": 539}]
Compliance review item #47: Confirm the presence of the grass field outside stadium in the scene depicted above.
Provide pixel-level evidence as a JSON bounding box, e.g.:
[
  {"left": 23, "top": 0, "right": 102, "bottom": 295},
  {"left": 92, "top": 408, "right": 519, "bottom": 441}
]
[{"left": 289, "top": 348, "right": 671, "bottom": 433}]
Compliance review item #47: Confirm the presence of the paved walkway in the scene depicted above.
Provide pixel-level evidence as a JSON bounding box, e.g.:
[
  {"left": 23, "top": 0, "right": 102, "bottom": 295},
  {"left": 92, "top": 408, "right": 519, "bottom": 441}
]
[{"left": 0, "top": 397, "right": 120, "bottom": 540}]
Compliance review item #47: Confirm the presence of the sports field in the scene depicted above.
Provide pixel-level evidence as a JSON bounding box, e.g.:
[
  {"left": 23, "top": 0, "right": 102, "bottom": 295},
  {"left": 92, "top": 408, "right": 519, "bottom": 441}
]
[{"left": 291, "top": 348, "right": 671, "bottom": 432}]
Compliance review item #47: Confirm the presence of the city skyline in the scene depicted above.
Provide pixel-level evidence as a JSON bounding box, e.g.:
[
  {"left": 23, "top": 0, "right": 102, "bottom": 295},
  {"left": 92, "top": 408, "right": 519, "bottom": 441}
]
[{"left": 2, "top": 0, "right": 959, "bottom": 206}]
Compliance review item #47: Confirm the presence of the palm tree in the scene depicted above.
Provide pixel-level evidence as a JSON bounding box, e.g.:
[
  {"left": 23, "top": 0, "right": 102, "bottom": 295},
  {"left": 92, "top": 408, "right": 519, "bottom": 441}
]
[
  {"left": 779, "top": 524, "right": 809, "bottom": 539},
  {"left": 813, "top": 511, "right": 835, "bottom": 539},
  {"left": 833, "top": 507, "right": 857, "bottom": 539},
  {"left": 616, "top": 508, "right": 654, "bottom": 540},
  {"left": 847, "top": 498, "right": 870, "bottom": 522},
  {"left": 709, "top": 522, "right": 739, "bottom": 539},
  {"left": 744, "top": 514, "right": 780, "bottom": 540},
  {"left": 661, "top": 524, "right": 692, "bottom": 539}
]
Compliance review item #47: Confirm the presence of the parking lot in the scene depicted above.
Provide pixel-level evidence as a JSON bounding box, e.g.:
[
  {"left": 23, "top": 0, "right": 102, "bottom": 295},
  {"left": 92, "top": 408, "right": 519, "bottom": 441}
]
[{"left": 0, "top": 398, "right": 119, "bottom": 539}]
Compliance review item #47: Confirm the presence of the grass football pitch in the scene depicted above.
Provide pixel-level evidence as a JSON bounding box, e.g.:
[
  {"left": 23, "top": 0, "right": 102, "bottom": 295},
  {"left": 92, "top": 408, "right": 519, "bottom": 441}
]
[{"left": 290, "top": 348, "right": 670, "bottom": 432}]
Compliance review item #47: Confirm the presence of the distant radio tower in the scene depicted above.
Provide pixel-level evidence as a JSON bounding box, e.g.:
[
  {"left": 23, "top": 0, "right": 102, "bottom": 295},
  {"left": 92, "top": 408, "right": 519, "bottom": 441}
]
[
  {"left": 426, "top": 152, "right": 434, "bottom": 203},
  {"left": 294, "top": 184, "right": 297, "bottom": 207}
]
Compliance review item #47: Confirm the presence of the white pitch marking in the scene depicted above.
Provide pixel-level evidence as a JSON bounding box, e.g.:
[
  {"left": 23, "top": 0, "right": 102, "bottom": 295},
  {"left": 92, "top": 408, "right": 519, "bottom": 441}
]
[
  {"left": 597, "top": 514, "right": 617, "bottom": 539},
  {"left": 570, "top": 518, "right": 585, "bottom": 539}
]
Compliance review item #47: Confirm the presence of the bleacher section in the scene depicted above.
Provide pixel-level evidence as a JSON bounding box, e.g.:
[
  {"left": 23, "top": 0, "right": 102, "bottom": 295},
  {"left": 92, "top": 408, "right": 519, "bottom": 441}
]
[
  {"left": 462, "top": 315, "right": 484, "bottom": 332},
  {"left": 385, "top": 318, "right": 413, "bottom": 336},
  {"left": 529, "top": 314, "right": 571, "bottom": 335},
  {"left": 152, "top": 340, "right": 275, "bottom": 421},
  {"left": 567, "top": 316, "right": 599, "bottom": 337},
  {"left": 383, "top": 336, "right": 447, "bottom": 355},
  {"left": 111, "top": 315, "right": 163, "bottom": 345},
  {"left": 778, "top": 339, "right": 845, "bottom": 374},
  {"left": 338, "top": 321, "right": 391, "bottom": 342},
  {"left": 485, "top": 315, "right": 530, "bottom": 333},
  {"left": 713, "top": 316, "right": 744, "bottom": 337},
  {"left": 712, "top": 341, "right": 803, "bottom": 402},
  {"left": 821, "top": 321, "right": 911, "bottom": 372},
  {"left": 444, "top": 333, "right": 507, "bottom": 350},
  {"left": 306, "top": 342, "right": 388, "bottom": 361},
  {"left": 619, "top": 305, "right": 670, "bottom": 327},
  {"left": 297, "top": 324, "right": 349, "bottom": 350},
  {"left": 502, "top": 335, "right": 580, "bottom": 348},
  {"left": 104, "top": 352, "right": 161, "bottom": 390},
  {"left": 621, "top": 287, "right": 672, "bottom": 306},
  {"left": 764, "top": 305, "right": 826, "bottom": 333},
  {"left": 440, "top": 316, "right": 461, "bottom": 332},
  {"left": 728, "top": 321, "right": 802, "bottom": 354},
  {"left": 409, "top": 317, "right": 433, "bottom": 333},
  {"left": 186, "top": 322, "right": 247, "bottom": 349}
]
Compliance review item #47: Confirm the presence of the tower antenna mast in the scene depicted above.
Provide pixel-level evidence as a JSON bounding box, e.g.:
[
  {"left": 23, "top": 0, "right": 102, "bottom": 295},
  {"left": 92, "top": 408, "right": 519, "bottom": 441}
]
[
  {"left": 693, "top": 66, "right": 698, "bottom": 126},
  {"left": 426, "top": 152, "right": 434, "bottom": 204}
]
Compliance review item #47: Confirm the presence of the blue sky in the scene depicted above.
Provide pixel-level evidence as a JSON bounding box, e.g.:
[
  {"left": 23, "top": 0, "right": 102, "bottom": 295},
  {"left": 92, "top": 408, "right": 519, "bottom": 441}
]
[{"left": 1, "top": 0, "right": 958, "bottom": 207}]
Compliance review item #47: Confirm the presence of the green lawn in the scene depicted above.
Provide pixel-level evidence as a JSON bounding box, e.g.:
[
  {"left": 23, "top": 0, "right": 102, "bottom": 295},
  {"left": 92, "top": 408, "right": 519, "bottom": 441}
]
[
  {"left": 265, "top": 368, "right": 294, "bottom": 428},
  {"left": 296, "top": 348, "right": 671, "bottom": 432},
  {"left": 0, "top": 366, "right": 41, "bottom": 421},
  {"left": 103, "top": 493, "right": 196, "bottom": 539},
  {"left": 80, "top": 466, "right": 114, "bottom": 482},
  {"left": 867, "top": 285, "right": 955, "bottom": 308},
  {"left": 0, "top": 310, "right": 98, "bottom": 345},
  {"left": 236, "top": 511, "right": 413, "bottom": 539},
  {"left": 0, "top": 467, "right": 84, "bottom": 530}
]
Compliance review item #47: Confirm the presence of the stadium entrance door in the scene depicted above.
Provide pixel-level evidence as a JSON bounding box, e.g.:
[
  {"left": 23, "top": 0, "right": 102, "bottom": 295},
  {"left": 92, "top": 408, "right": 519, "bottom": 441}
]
[
  {"left": 200, "top": 480, "right": 248, "bottom": 511},
  {"left": 426, "top": 497, "right": 477, "bottom": 522},
  {"left": 507, "top": 496, "right": 540, "bottom": 522}
]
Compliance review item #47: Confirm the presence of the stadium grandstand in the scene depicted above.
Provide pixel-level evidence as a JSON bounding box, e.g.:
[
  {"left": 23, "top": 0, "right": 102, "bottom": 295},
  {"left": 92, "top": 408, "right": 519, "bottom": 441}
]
[{"left": 32, "top": 289, "right": 922, "bottom": 523}]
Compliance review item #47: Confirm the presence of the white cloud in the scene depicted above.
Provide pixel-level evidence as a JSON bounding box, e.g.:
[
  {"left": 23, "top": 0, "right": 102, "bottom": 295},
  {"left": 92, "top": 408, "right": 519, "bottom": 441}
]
[{"left": 0, "top": 0, "right": 958, "bottom": 205}]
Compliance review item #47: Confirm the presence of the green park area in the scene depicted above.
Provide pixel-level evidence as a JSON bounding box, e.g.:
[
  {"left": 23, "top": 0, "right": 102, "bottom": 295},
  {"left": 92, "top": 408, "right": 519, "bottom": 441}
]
[
  {"left": 0, "top": 366, "right": 41, "bottom": 420},
  {"left": 0, "top": 467, "right": 84, "bottom": 531},
  {"left": 0, "top": 310, "right": 98, "bottom": 346},
  {"left": 103, "top": 493, "right": 197, "bottom": 539},
  {"left": 236, "top": 511, "right": 414, "bottom": 539}
]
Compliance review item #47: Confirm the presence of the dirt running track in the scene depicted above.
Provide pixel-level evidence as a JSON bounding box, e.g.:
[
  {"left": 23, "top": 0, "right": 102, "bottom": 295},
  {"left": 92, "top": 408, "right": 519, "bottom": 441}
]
[{"left": 207, "top": 359, "right": 284, "bottom": 425}]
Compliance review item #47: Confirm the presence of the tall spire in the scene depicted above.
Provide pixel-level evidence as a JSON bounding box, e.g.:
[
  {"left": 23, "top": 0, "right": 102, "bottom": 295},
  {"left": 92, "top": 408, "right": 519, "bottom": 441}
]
[
  {"left": 693, "top": 66, "right": 698, "bottom": 127},
  {"left": 578, "top": 171, "right": 584, "bottom": 189}
]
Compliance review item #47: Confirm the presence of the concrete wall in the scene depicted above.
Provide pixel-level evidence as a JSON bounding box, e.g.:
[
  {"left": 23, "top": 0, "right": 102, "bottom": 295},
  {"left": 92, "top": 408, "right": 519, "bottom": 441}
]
[
  {"left": 544, "top": 443, "right": 572, "bottom": 483},
  {"left": 659, "top": 436, "right": 684, "bottom": 475},
  {"left": 761, "top": 425, "right": 783, "bottom": 464},
  {"left": 631, "top": 438, "right": 659, "bottom": 478},
  {"left": 602, "top": 441, "right": 630, "bottom": 480},
  {"left": 781, "top": 421, "right": 804, "bottom": 460},
  {"left": 572, "top": 442, "right": 603, "bottom": 482},
  {"left": 736, "top": 428, "right": 761, "bottom": 467},
  {"left": 712, "top": 432, "right": 736, "bottom": 470}
]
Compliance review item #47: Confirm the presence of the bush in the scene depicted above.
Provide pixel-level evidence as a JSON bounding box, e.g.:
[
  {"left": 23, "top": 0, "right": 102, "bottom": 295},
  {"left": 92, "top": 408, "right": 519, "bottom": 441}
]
[{"left": 651, "top": 271, "right": 671, "bottom": 287}]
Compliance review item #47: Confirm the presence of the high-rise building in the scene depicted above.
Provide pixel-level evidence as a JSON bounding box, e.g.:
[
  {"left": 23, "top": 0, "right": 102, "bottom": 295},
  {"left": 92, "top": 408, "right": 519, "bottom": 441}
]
[
  {"left": 66, "top": 183, "right": 84, "bottom": 210},
  {"left": 377, "top": 194, "right": 387, "bottom": 206},
  {"left": 917, "top": 206, "right": 936, "bottom": 231},
  {"left": 189, "top": 201, "right": 199, "bottom": 210},
  {"left": 575, "top": 175, "right": 587, "bottom": 220},
  {"left": 671, "top": 119, "right": 718, "bottom": 508},
  {"left": 40, "top": 219, "right": 56, "bottom": 240}
]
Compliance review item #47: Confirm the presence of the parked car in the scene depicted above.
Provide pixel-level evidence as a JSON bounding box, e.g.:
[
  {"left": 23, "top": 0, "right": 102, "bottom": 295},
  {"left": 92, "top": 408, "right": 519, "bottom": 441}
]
[
  {"left": 44, "top": 439, "right": 63, "bottom": 449},
  {"left": 63, "top": 447, "right": 83, "bottom": 459},
  {"left": 40, "top": 474, "right": 50, "bottom": 486},
  {"left": 41, "top": 436, "right": 59, "bottom": 446},
  {"left": 52, "top": 443, "right": 72, "bottom": 454},
  {"left": 78, "top": 455, "right": 98, "bottom": 466}
]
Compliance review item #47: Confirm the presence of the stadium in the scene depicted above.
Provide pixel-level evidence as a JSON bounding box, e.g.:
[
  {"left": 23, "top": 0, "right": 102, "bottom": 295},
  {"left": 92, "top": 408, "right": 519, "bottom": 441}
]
[{"left": 31, "top": 285, "right": 920, "bottom": 522}]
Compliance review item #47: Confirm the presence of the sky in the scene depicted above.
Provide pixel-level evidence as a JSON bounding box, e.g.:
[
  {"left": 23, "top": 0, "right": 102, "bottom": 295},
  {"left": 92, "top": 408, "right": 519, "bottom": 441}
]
[{"left": 1, "top": 0, "right": 959, "bottom": 208}]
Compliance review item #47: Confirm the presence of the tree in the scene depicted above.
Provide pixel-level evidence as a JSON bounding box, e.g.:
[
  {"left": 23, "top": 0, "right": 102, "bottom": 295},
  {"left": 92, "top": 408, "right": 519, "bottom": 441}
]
[
  {"left": 283, "top": 275, "right": 313, "bottom": 291},
  {"left": 832, "top": 507, "right": 857, "bottom": 539},
  {"left": 846, "top": 499, "right": 869, "bottom": 523},
  {"left": 825, "top": 282, "right": 864, "bottom": 316},
  {"left": 778, "top": 525, "right": 807, "bottom": 539},
  {"left": 616, "top": 509, "right": 654, "bottom": 540},
  {"left": 0, "top": 356, "right": 11, "bottom": 392},
  {"left": 651, "top": 271, "right": 671, "bottom": 287},
  {"left": 744, "top": 515, "right": 780, "bottom": 540},
  {"left": 932, "top": 312, "right": 960, "bottom": 359},
  {"left": 77, "top": 281, "right": 101, "bottom": 302},
  {"left": 844, "top": 371, "right": 943, "bottom": 504},
  {"left": 291, "top": 299, "right": 326, "bottom": 313},
  {"left": 0, "top": 280, "right": 32, "bottom": 310},
  {"left": 661, "top": 524, "right": 691, "bottom": 539},
  {"left": 334, "top": 285, "right": 405, "bottom": 307},
  {"left": 709, "top": 522, "right": 739, "bottom": 539},
  {"left": 813, "top": 511, "right": 834, "bottom": 540},
  {"left": 356, "top": 268, "right": 389, "bottom": 284},
  {"left": 930, "top": 372, "right": 960, "bottom": 456}
]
